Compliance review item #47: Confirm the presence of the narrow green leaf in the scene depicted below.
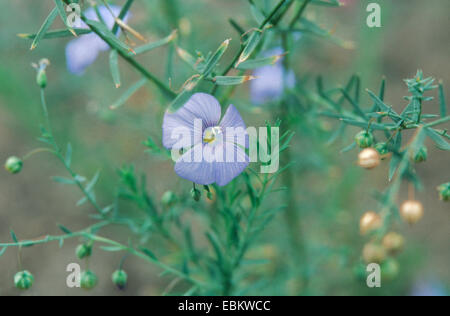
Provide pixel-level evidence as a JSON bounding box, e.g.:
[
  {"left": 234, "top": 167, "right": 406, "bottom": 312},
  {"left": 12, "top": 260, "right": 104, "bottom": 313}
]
[
  {"left": 203, "top": 39, "right": 231, "bottom": 77},
  {"left": 110, "top": 50, "right": 121, "bottom": 88},
  {"left": 10, "top": 230, "right": 19, "bottom": 243},
  {"left": 85, "top": 19, "right": 132, "bottom": 54},
  {"left": 438, "top": 82, "right": 447, "bottom": 118},
  {"left": 65, "top": 143, "right": 72, "bottom": 168},
  {"left": 110, "top": 78, "right": 147, "bottom": 109},
  {"left": 212, "top": 75, "right": 256, "bottom": 86},
  {"left": 19, "top": 28, "right": 91, "bottom": 40},
  {"left": 236, "top": 31, "right": 262, "bottom": 67},
  {"left": 31, "top": 7, "right": 59, "bottom": 50},
  {"left": 340, "top": 88, "right": 367, "bottom": 119},
  {"left": 236, "top": 54, "right": 283, "bottom": 70},
  {"left": 425, "top": 127, "right": 450, "bottom": 151},
  {"left": 100, "top": 246, "right": 124, "bottom": 252},
  {"left": 0, "top": 247, "right": 7, "bottom": 257},
  {"left": 52, "top": 176, "right": 76, "bottom": 185},
  {"left": 340, "top": 142, "right": 356, "bottom": 153},
  {"left": 54, "top": 0, "right": 76, "bottom": 37},
  {"left": 389, "top": 154, "right": 401, "bottom": 181},
  {"left": 140, "top": 247, "right": 158, "bottom": 260},
  {"left": 86, "top": 171, "right": 101, "bottom": 192},
  {"left": 132, "top": 30, "right": 177, "bottom": 56},
  {"left": 112, "top": 0, "right": 135, "bottom": 35},
  {"left": 58, "top": 224, "right": 72, "bottom": 235}
]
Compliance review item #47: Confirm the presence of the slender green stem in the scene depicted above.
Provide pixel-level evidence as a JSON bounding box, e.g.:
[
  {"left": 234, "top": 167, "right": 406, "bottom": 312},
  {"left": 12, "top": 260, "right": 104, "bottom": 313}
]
[
  {"left": 22, "top": 148, "right": 56, "bottom": 161},
  {"left": 40, "top": 88, "right": 105, "bottom": 215},
  {"left": 61, "top": 0, "right": 175, "bottom": 100},
  {"left": 289, "top": 0, "right": 311, "bottom": 29},
  {"left": 424, "top": 115, "right": 450, "bottom": 128},
  {"left": 212, "top": 0, "right": 290, "bottom": 96}
]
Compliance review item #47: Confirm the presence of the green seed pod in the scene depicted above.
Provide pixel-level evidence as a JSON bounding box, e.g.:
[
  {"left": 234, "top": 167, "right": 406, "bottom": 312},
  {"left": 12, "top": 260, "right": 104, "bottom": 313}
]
[
  {"left": 355, "top": 131, "right": 374, "bottom": 148},
  {"left": 14, "top": 271, "right": 34, "bottom": 290},
  {"left": 437, "top": 182, "right": 450, "bottom": 202},
  {"left": 80, "top": 270, "right": 98, "bottom": 290},
  {"left": 76, "top": 243, "right": 92, "bottom": 260},
  {"left": 5, "top": 156, "right": 23, "bottom": 174},
  {"left": 413, "top": 146, "right": 428, "bottom": 163},
  {"left": 112, "top": 270, "right": 128, "bottom": 290},
  {"left": 191, "top": 188, "right": 201, "bottom": 202},
  {"left": 374, "top": 142, "right": 389, "bottom": 157},
  {"left": 161, "top": 191, "right": 177, "bottom": 208}
]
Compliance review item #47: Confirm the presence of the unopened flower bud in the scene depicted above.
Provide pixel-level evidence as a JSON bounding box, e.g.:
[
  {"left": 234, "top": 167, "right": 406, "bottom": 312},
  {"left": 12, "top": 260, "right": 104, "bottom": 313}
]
[
  {"left": 112, "top": 270, "right": 128, "bottom": 290},
  {"left": 76, "top": 243, "right": 92, "bottom": 260},
  {"left": 374, "top": 142, "right": 389, "bottom": 157},
  {"left": 381, "top": 259, "right": 399, "bottom": 281},
  {"left": 360, "top": 211, "right": 382, "bottom": 235},
  {"left": 437, "top": 182, "right": 450, "bottom": 202},
  {"left": 355, "top": 131, "right": 374, "bottom": 148},
  {"left": 362, "top": 243, "right": 386, "bottom": 264},
  {"left": 5, "top": 156, "right": 23, "bottom": 174},
  {"left": 413, "top": 146, "right": 428, "bottom": 163},
  {"left": 400, "top": 200, "right": 424, "bottom": 224},
  {"left": 80, "top": 270, "right": 98, "bottom": 290},
  {"left": 191, "top": 188, "right": 201, "bottom": 202},
  {"left": 161, "top": 191, "right": 177, "bottom": 208},
  {"left": 382, "top": 232, "right": 405, "bottom": 255},
  {"left": 33, "top": 59, "right": 50, "bottom": 89},
  {"left": 358, "top": 148, "right": 380, "bottom": 169},
  {"left": 36, "top": 69, "right": 47, "bottom": 88},
  {"left": 14, "top": 270, "right": 34, "bottom": 290}
]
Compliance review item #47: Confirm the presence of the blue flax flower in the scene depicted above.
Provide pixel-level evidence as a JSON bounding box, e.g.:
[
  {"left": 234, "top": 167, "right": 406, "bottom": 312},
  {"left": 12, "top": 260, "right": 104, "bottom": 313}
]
[
  {"left": 162, "top": 93, "right": 249, "bottom": 186},
  {"left": 250, "top": 47, "right": 296, "bottom": 105},
  {"left": 65, "top": 5, "right": 129, "bottom": 75}
]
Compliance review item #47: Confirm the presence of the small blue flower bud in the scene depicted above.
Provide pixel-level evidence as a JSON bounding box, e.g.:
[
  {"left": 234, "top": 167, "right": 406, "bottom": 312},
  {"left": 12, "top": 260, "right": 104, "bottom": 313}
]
[
  {"left": 413, "top": 146, "right": 427, "bottom": 163},
  {"left": 112, "top": 270, "right": 128, "bottom": 290},
  {"left": 14, "top": 270, "right": 34, "bottom": 290},
  {"left": 355, "top": 131, "right": 374, "bottom": 148},
  {"left": 5, "top": 156, "right": 23, "bottom": 174},
  {"left": 80, "top": 270, "right": 98, "bottom": 290}
]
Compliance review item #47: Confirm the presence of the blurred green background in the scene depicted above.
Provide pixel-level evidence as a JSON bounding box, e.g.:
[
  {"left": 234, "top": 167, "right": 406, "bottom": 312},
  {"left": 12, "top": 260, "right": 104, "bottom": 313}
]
[{"left": 0, "top": 0, "right": 448, "bottom": 296}]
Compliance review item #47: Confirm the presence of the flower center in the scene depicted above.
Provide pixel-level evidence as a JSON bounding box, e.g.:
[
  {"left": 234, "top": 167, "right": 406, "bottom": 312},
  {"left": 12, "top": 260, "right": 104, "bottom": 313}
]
[{"left": 203, "top": 126, "right": 223, "bottom": 144}]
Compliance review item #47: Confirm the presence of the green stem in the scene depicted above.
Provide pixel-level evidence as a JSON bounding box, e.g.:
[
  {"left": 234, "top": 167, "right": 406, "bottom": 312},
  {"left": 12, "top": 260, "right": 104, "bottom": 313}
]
[
  {"left": 212, "top": 0, "right": 290, "bottom": 96},
  {"left": 40, "top": 88, "right": 105, "bottom": 215},
  {"left": 62, "top": 0, "right": 175, "bottom": 100},
  {"left": 289, "top": 0, "right": 311, "bottom": 29}
]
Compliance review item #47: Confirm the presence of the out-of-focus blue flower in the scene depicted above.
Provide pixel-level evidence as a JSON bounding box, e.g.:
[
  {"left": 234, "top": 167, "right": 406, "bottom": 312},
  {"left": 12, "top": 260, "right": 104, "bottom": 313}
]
[
  {"left": 162, "top": 93, "right": 249, "bottom": 186},
  {"left": 66, "top": 6, "right": 129, "bottom": 75},
  {"left": 250, "top": 47, "right": 296, "bottom": 105},
  {"left": 410, "top": 279, "right": 447, "bottom": 296}
]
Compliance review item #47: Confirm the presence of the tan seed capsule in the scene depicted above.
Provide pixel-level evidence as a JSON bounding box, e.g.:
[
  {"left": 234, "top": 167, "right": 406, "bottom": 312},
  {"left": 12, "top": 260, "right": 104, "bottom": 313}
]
[
  {"left": 360, "top": 211, "right": 382, "bottom": 235},
  {"left": 362, "top": 243, "right": 386, "bottom": 264},
  {"left": 382, "top": 232, "right": 405, "bottom": 254},
  {"left": 358, "top": 148, "right": 381, "bottom": 169},
  {"left": 400, "top": 200, "right": 424, "bottom": 224}
]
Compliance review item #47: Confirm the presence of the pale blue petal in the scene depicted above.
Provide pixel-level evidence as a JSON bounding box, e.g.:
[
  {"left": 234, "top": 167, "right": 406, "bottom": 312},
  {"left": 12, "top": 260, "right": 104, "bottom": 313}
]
[
  {"left": 174, "top": 144, "right": 216, "bottom": 185},
  {"left": 162, "top": 93, "right": 221, "bottom": 149},
  {"left": 213, "top": 143, "right": 249, "bottom": 186},
  {"left": 220, "top": 105, "right": 248, "bottom": 148},
  {"left": 65, "top": 34, "right": 100, "bottom": 75}
]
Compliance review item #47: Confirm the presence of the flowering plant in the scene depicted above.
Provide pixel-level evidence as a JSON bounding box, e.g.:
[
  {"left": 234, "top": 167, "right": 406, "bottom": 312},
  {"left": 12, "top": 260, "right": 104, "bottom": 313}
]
[{"left": 1, "top": 0, "right": 448, "bottom": 296}]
